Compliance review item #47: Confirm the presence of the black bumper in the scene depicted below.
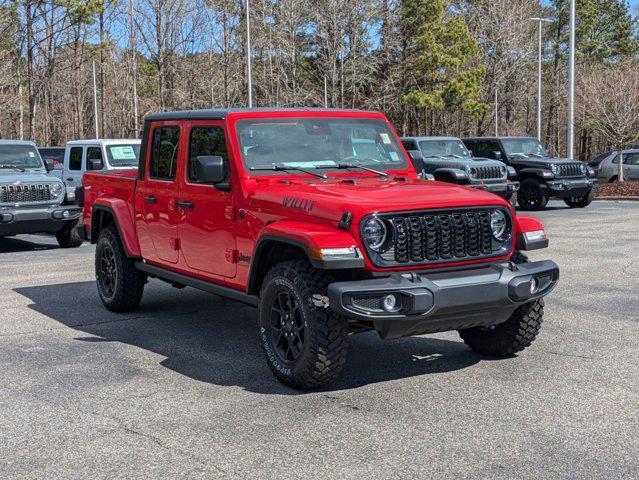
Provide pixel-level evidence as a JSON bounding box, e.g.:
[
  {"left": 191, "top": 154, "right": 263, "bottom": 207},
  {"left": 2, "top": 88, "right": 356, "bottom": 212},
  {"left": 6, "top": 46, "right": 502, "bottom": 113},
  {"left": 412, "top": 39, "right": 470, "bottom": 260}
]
[
  {"left": 546, "top": 177, "right": 598, "bottom": 197},
  {"left": 0, "top": 205, "right": 81, "bottom": 236},
  {"left": 327, "top": 260, "right": 559, "bottom": 339},
  {"left": 470, "top": 181, "right": 519, "bottom": 198}
]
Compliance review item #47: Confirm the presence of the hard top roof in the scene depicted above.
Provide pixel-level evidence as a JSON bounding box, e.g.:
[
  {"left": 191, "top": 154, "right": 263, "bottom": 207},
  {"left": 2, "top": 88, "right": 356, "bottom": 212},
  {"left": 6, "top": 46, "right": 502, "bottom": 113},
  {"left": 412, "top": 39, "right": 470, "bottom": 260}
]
[
  {"left": 0, "top": 139, "right": 37, "bottom": 146},
  {"left": 66, "top": 139, "right": 141, "bottom": 145},
  {"left": 402, "top": 136, "right": 464, "bottom": 142},
  {"left": 462, "top": 136, "right": 538, "bottom": 141},
  {"left": 144, "top": 107, "right": 375, "bottom": 122}
]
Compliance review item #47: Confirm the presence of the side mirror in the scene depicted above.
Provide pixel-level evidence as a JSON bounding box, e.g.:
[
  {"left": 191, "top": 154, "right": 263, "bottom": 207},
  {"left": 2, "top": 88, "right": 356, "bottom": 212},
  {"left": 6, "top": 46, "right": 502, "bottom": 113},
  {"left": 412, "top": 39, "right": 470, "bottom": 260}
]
[
  {"left": 493, "top": 151, "right": 502, "bottom": 160},
  {"left": 468, "top": 150, "right": 474, "bottom": 157},
  {"left": 194, "top": 155, "right": 225, "bottom": 184},
  {"left": 407, "top": 150, "right": 425, "bottom": 173},
  {"left": 88, "top": 158, "right": 104, "bottom": 171},
  {"left": 44, "top": 158, "right": 55, "bottom": 172}
]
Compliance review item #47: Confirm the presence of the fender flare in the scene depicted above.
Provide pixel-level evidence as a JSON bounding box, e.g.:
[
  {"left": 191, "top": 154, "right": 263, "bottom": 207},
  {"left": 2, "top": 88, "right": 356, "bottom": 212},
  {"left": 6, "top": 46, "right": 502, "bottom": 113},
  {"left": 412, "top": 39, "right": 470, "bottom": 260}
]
[
  {"left": 515, "top": 215, "right": 548, "bottom": 250},
  {"left": 518, "top": 167, "right": 553, "bottom": 181},
  {"left": 433, "top": 167, "right": 468, "bottom": 183},
  {"left": 246, "top": 220, "right": 364, "bottom": 295},
  {"left": 91, "top": 199, "right": 141, "bottom": 257}
]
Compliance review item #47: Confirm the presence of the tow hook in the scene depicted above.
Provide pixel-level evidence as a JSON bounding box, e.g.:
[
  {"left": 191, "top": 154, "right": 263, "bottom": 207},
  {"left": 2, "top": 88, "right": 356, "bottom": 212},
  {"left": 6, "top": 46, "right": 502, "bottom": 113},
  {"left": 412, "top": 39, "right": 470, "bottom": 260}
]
[{"left": 311, "top": 294, "right": 330, "bottom": 309}]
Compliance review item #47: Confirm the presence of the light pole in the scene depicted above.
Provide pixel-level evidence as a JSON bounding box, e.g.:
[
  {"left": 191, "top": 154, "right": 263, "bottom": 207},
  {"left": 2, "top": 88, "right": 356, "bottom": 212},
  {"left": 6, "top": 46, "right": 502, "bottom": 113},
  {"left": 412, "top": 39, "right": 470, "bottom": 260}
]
[
  {"left": 530, "top": 17, "right": 554, "bottom": 141},
  {"left": 567, "top": 0, "right": 576, "bottom": 158},
  {"left": 245, "top": 0, "right": 253, "bottom": 108}
]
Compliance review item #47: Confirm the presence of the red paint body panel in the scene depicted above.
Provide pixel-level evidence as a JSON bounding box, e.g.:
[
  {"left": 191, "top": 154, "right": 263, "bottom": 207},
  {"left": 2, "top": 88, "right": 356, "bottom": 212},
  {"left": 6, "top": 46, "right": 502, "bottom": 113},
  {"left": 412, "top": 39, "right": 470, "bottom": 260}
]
[{"left": 80, "top": 109, "right": 546, "bottom": 293}]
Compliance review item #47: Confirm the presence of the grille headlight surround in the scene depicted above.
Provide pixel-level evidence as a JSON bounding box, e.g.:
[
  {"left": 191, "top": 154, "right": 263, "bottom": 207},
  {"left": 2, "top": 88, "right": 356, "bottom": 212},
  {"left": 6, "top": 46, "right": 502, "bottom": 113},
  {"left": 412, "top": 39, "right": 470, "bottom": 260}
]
[
  {"left": 50, "top": 183, "right": 63, "bottom": 197},
  {"left": 550, "top": 164, "right": 560, "bottom": 175},
  {"left": 490, "top": 209, "right": 509, "bottom": 241},
  {"left": 362, "top": 218, "right": 387, "bottom": 251}
]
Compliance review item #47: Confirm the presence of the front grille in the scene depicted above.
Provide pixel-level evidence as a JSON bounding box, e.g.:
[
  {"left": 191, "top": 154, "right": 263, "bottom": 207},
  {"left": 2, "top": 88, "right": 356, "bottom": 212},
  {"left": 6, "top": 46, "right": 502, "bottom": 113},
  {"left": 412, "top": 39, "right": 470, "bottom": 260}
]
[
  {"left": 364, "top": 208, "right": 512, "bottom": 267},
  {"left": 558, "top": 164, "right": 583, "bottom": 177},
  {"left": 0, "top": 184, "right": 53, "bottom": 204},
  {"left": 471, "top": 166, "right": 505, "bottom": 180}
]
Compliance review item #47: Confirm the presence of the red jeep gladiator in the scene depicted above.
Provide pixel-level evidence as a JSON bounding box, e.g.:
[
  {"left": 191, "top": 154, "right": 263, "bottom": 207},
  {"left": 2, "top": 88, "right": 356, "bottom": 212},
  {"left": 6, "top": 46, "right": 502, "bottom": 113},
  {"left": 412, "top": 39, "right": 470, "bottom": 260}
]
[{"left": 77, "top": 109, "right": 559, "bottom": 389}]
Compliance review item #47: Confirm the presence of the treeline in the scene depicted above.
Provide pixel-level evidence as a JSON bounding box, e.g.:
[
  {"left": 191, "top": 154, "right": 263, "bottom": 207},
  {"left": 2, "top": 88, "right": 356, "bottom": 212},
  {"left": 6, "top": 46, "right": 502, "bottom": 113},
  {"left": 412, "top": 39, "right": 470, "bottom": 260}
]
[{"left": 1, "top": 0, "right": 638, "bottom": 160}]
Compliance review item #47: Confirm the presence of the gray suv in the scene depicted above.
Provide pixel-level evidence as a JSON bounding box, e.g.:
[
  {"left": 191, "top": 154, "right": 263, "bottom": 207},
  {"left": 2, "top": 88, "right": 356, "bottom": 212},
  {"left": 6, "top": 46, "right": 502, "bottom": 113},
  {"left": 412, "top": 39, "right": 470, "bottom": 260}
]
[
  {"left": 0, "top": 140, "right": 82, "bottom": 248},
  {"left": 401, "top": 136, "right": 519, "bottom": 203}
]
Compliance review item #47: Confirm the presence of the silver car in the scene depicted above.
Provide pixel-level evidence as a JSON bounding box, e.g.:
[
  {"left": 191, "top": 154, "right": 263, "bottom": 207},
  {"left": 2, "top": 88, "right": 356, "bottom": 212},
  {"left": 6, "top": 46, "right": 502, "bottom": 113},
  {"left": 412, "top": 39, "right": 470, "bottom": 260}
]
[{"left": 593, "top": 149, "right": 639, "bottom": 183}]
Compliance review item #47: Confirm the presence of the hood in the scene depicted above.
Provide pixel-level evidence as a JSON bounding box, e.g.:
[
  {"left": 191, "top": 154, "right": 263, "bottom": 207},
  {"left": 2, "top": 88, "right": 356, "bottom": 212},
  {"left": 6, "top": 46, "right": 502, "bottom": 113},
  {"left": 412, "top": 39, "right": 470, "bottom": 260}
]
[
  {"left": 249, "top": 176, "right": 509, "bottom": 224},
  {"left": 0, "top": 170, "right": 61, "bottom": 185},
  {"left": 509, "top": 156, "right": 580, "bottom": 167}
]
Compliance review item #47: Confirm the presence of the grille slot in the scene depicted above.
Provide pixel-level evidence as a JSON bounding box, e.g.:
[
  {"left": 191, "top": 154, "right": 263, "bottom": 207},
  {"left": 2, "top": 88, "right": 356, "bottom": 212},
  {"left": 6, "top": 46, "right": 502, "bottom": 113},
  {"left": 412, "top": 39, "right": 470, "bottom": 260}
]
[
  {"left": 0, "top": 184, "right": 53, "bottom": 204},
  {"left": 374, "top": 209, "right": 507, "bottom": 266},
  {"left": 557, "top": 164, "right": 583, "bottom": 177},
  {"left": 471, "top": 166, "right": 505, "bottom": 180}
]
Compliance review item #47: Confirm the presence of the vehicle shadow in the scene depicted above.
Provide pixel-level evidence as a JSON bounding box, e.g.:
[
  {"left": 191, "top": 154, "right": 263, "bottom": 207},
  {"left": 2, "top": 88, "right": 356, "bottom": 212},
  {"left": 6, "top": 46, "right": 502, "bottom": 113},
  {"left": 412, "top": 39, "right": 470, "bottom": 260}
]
[
  {"left": 14, "top": 280, "right": 482, "bottom": 394},
  {"left": 0, "top": 236, "right": 58, "bottom": 253}
]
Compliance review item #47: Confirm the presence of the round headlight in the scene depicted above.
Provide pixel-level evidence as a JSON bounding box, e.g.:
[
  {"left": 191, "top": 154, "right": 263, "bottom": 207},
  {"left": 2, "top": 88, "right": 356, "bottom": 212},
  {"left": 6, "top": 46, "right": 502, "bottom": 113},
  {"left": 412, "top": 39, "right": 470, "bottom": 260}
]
[
  {"left": 50, "top": 183, "right": 63, "bottom": 197},
  {"left": 363, "top": 218, "right": 387, "bottom": 250},
  {"left": 490, "top": 210, "right": 508, "bottom": 241},
  {"left": 500, "top": 166, "right": 507, "bottom": 176},
  {"left": 580, "top": 163, "right": 587, "bottom": 175},
  {"left": 550, "top": 164, "right": 560, "bottom": 175}
]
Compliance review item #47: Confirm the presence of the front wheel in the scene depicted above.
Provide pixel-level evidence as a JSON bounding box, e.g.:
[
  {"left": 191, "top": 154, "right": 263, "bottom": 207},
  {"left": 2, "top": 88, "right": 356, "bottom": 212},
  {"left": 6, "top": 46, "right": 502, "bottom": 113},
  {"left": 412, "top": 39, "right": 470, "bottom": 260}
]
[
  {"left": 564, "top": 188, "right": 595, "bottom": 208},
  {"left": 258, "top": 260, "right": 348, "bottom": 389},
  {"left": 95, "top": 226, "right": 145, "bottom": 312},
  {"left": 517, "top": 179, "right": 549, "bottom": 211},
  {"left": 55, "top": 220, "right": 83, "bottom": 248}
]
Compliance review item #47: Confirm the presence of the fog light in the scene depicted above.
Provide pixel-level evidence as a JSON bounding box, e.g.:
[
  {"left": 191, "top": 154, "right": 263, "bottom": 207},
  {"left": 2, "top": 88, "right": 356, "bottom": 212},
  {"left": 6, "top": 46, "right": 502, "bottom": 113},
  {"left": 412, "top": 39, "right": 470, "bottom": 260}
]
[
  {"left": 63, "top": 210, "right": 70, "bottom": 219},
  {"left": 530, "top": 278, "right": 539, "bottom": 295},
  {"left": 382, "top": 294, "right": 397, "bottom": 312}
]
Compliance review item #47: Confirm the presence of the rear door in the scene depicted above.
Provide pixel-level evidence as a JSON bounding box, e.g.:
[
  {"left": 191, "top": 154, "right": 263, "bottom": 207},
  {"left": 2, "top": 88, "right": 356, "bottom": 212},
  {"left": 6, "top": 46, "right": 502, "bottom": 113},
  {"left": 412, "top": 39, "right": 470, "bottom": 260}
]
[
  {"left": 624, "top": 153, "right": 639, "bottom": 180},
  {"left": 85, "top": 145, "right": 104, "bottom": 175},
  {"left": 178, "top": 121, "right": 236, "bottom": 279},
  {"left": 135, "top": 123, "right": 182, "bottom": 265}
]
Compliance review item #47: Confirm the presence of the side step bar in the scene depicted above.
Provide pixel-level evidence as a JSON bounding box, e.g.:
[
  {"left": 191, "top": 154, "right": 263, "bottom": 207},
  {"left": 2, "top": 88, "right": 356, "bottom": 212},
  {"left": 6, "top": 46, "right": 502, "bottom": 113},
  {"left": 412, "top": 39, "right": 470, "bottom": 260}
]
[{"left": 136, "top": 262, "right": 259, "bottom": 307}]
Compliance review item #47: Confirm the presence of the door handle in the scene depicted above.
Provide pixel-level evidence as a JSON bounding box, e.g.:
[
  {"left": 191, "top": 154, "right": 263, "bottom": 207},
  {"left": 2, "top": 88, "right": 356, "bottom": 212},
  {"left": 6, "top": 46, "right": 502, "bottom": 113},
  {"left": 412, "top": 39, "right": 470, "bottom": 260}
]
[
  {"left": 144, "top": 195, "right": 158, "bottom": 204},
  {"left": 67, "top": 178, "right": 73, "bottom": 181},
  {"left": 176, "top": 201, "right": 194, "bottom": 209}
]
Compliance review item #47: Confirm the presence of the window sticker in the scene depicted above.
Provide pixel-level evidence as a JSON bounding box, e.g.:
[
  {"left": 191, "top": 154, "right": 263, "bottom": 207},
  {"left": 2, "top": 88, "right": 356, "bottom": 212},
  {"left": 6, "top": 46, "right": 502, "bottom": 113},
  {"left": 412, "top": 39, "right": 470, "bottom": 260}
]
[
  {"left": 28, "top": 151, "right": 35, "bottom": 157},
  {"left": 110, "top": 146, "right": 137, "bottom": 160},
  {"left": 380, "top": 133, "right": 391, "bottom": 144},
  {"left": 389, "top": 151, "right": 399, "bottom": 161}
]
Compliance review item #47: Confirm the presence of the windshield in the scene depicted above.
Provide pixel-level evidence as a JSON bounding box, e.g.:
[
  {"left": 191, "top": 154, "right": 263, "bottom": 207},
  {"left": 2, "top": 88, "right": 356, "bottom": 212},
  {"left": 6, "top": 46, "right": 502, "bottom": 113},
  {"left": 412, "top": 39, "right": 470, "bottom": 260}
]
[
  {"left": 0, "top": 144, "right": 43, "bottom": 169},
  {"left": 236, "top": 118, "right": 408, "bottom": 172},
  {"left": 501, "top": 138, "right": 549, "bottom": 157},
  {"left": 106, "top": 144, "right": 140, "bottom": 166},
  {"left": 418, "top": 139, "right": 470, "bottom": 158}
]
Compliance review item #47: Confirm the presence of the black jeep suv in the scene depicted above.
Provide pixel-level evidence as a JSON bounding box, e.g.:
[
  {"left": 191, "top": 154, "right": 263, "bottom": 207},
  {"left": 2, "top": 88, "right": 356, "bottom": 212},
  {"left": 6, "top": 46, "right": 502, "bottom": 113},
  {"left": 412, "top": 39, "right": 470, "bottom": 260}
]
[{"left": 462, "top": 137, "right": 598, "bottom": 210}]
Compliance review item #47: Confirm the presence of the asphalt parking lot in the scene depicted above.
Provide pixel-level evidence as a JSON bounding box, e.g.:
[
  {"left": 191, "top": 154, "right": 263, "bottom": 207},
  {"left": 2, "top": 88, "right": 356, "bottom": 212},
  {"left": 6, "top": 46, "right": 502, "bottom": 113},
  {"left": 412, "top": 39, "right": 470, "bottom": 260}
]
[{"left": 1, "top": 200, "right": 637, "bottom": 479}]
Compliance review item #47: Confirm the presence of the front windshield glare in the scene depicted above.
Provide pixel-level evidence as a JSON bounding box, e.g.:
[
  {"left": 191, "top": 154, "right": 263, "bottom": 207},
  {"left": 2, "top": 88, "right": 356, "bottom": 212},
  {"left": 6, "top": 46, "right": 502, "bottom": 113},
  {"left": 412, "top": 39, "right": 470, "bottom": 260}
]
[
  {"left": 418, "top": 140, "right": 470, "bottom": 158},
  {"left": 501, "top": 138, "right": 549, "bottom": 157},
  {"left": 0, "top": 144, "right": 43, "bottom": 169},
  {"left": 236, "top": 118, "right": 407, "bottom": 172},
  {"left": 106, "top": 144, "right": 140, "bottom": 166}
]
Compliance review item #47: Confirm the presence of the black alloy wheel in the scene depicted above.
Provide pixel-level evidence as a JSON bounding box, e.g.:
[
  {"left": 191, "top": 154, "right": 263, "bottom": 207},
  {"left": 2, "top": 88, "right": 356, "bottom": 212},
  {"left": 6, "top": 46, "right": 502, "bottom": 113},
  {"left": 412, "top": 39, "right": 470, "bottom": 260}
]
[
  {"left": 98, "top": 243, "right": 117, "bottom": 298},
  {"left": 518, "top": 179, "right": 549, "bottom": 211},
  {"left": 269, "top": 290, "right": 305, "bottom": 363}
]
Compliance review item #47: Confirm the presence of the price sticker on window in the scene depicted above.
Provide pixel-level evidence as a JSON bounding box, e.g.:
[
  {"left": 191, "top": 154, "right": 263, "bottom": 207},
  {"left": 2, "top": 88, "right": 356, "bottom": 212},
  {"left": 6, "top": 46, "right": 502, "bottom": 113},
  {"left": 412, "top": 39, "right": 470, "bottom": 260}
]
[{"left": 380, "top": 133, "right": 391, "bottom": 144}]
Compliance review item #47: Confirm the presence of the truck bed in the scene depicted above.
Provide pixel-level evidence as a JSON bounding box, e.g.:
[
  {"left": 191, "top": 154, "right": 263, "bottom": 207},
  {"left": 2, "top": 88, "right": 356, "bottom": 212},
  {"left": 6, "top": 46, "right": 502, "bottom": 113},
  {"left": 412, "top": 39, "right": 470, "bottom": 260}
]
[{"left": 81, "top": 171, "right": 137, "bottom": 233}]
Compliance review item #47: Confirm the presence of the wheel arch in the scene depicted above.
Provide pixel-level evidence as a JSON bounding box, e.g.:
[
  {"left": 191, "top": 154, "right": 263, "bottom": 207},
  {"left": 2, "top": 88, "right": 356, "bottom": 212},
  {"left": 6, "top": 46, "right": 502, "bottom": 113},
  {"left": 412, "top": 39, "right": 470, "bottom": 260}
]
[{"left": 91, "top": 200, "right": 141, "bottom": 257}]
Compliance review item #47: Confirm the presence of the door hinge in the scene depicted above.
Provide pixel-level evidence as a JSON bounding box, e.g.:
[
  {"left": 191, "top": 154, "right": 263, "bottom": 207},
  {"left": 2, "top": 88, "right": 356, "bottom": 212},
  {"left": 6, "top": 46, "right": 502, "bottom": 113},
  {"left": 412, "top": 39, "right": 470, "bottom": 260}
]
[{"left": 173, "top": 238, "right": 181, "bottom": 251}]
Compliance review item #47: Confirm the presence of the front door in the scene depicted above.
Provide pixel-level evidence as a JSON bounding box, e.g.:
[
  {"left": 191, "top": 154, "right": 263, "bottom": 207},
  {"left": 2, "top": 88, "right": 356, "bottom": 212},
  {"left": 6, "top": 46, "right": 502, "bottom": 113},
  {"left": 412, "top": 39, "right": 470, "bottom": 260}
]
[
  {"left": 178, "top": 121, "right": 236, "bottom": 279},
  {"left": 624, "top": 153, "right": 639, "bottom": 180},
  {"left": 65, "top": 145, "right": 84, "bottom": 188},
  {"left": 136, "top": 124, "right": 182, "bottom": 264}
]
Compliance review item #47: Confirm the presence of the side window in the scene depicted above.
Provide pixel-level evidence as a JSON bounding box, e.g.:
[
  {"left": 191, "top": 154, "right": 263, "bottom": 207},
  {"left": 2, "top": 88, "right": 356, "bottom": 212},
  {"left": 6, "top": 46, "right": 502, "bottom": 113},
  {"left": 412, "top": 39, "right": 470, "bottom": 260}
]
[
  {"left": 188, "top": 126, "right": 229, "bottom": 183},
  {"left": 86, "top": 147, "right": 103, "bottom": 170},
  {"left": 402, "top": 140, "right": 417, "bottom": 151},
  {"left": 69, "top": 147, "right": 83, "bottom": 171},
  {"left": 150, "top": 126, "right": 180, "bottom": 180},
  {"left": 626, "top": 153, "right": 639, "bottom": 166}
]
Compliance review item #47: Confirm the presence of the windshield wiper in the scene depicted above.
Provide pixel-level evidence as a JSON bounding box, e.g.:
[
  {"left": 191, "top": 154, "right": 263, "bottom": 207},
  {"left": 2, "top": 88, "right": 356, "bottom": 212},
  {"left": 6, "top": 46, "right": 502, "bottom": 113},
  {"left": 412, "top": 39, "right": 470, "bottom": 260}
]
[
  {"left": 0, "top": 165, "right": 26, "bottom": 172},
  {"left": 249, "top": 164, "right": 327, "bottom": 179},
  {"left": 316, "top": 163, "right": 388, "bottom": 177},
  {"left": 529, "top": 153, "right": 545, "bottom": 158},
  {"left": 443, "top": 154, "right": 464, "bottom": 159}
]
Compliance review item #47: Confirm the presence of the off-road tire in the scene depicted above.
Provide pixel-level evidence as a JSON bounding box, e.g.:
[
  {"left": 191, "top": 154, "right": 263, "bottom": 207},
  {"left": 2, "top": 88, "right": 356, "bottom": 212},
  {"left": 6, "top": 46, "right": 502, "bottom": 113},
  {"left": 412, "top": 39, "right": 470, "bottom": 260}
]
[
  {"left": 95, "top": 226, "right": 145, "bottom": 312},
  {"left": 55, "top": 220, "right": 83, "bottom": 248},
  {"left": 564, "top": 188, "right": 595, "bottom": 208},
  {"left": 518, "top": 178, "right": 549, "bottom": 211},
  {"left": 258, "top": 260, "right": 348, "bottom": 389},
  {"left": 458, "top": 251, "right": 544, "bottom": 356}
]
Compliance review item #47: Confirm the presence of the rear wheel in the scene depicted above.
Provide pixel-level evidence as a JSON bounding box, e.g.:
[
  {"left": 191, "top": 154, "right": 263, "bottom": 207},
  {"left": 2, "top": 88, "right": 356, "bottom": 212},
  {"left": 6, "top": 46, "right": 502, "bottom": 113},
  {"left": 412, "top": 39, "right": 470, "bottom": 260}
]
[
  {"left": 564, "top": 188, "right": 595, "bottom": 208},
  {"left": 95, "top": 226, "right": 145, "bottom": 312},
  {"left": 458, "top": 252, "right": 544, "bottom": 356},
  {"left": 55, "top": 220, "right": 83, "bottom": 248},
  {"left": 517, "top": 179, "right": 549, "bottom": 211},
  {"left": 258, "top": 260, "right": 348, "bottom": 389}
]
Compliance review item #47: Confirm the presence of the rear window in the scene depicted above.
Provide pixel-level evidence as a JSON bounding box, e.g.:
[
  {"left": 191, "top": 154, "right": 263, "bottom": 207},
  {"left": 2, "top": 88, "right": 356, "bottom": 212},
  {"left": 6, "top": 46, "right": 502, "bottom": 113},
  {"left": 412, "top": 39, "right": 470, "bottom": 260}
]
[
  {"left": 150, "top": 127, "right": 180, "bottom": 180},
  {"left": 106, "top": 144, "right": 140, "bottom": 167},
  {"left": 39, "top": 148, "right": 65, "bottom": 169},
  {"left": 589, "top": 151, "right": 611, "bottom": 168}
]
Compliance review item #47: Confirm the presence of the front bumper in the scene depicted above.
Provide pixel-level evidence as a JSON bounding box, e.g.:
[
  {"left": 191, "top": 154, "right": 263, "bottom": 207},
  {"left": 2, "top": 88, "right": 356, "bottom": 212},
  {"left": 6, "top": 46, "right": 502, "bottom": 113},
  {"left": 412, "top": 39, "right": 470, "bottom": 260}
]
[
  {"left": 0, "top": 205, "right": 81, "bottom": 236},
  {"left": 546, "top": 177, "right": 598, "bottom": 197},
  {"left": 471, "top": 180, "right": 519, "bottom": 198},
  {"left": 327, "top": 260, "right": 559, "bottom": 339}
]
